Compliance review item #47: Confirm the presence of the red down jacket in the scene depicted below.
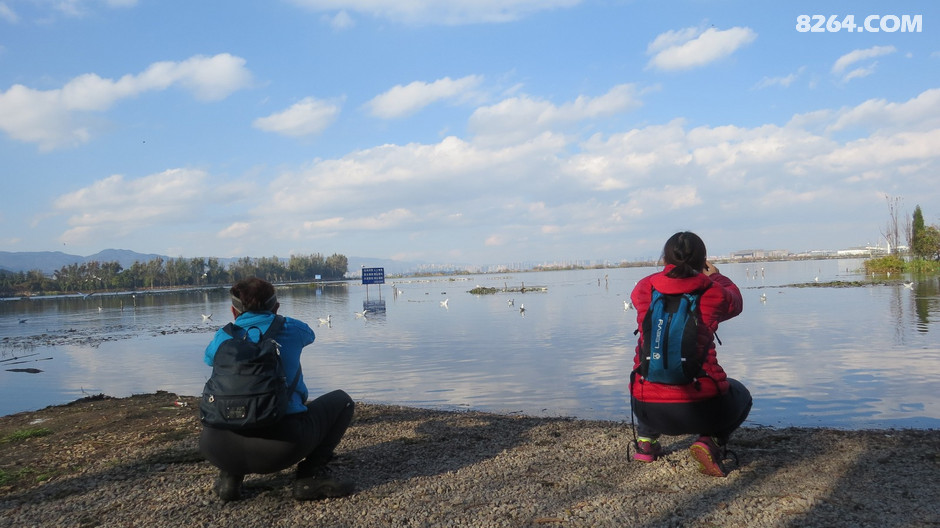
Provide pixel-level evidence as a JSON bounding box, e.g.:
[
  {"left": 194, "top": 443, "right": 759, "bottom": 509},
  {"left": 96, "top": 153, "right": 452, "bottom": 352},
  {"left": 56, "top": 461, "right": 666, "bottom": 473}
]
[{"left": 630, "top": 264, "right": 743, "bottom": 403}]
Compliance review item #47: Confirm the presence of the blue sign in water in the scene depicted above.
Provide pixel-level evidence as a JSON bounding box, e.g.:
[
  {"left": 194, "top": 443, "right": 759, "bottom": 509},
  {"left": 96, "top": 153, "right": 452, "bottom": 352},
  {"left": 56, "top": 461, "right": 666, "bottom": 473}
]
[{"left": 362, "top": 267, "right": 385, "bottom": 285}]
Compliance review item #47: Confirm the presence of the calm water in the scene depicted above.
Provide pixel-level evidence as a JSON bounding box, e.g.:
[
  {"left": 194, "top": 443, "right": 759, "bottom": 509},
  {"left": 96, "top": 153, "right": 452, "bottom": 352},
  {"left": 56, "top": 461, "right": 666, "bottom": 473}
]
[{"left": 2, "top": 259, "right": 939, "bottom": 429}]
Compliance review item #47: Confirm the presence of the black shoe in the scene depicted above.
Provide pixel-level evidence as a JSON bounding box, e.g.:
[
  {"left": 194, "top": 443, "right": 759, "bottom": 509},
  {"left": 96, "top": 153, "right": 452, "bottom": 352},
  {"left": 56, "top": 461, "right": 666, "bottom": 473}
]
[
  {"left": 214, "top": 470, "right": 244, "bottom": 502},
  {"left": 293, "top": 467, "right": 354, "bottom": 501}
]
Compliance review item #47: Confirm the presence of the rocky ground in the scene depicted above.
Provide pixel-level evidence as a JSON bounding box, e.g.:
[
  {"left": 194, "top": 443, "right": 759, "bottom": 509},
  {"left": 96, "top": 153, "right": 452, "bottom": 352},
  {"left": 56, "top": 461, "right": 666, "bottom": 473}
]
[{"left": 1, "top": 392, "right": 937, "bottom": 527}]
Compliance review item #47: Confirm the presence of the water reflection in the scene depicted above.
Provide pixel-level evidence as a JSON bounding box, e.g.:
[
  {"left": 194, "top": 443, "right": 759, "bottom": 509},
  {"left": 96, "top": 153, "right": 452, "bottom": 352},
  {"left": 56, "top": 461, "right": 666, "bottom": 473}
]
[{"left": 2, "top": 260, "right": 939, "bottom": 429}]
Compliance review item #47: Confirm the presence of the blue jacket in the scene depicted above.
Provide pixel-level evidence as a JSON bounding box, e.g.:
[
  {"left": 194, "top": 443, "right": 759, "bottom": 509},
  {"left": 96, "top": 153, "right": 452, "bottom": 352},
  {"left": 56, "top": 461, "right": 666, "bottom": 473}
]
[{"left": 204, "top": 311, "right": 314, "bottom": 415}]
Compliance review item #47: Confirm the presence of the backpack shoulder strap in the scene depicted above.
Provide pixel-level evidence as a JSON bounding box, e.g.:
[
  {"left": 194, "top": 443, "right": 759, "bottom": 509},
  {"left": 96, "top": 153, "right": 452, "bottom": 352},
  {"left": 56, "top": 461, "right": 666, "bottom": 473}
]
[
  {"left": 262, "top": 315, "right": 286, "bottom": 339},
  {"left": 222, "top": 322, "right": 241, "bottom": 337}
]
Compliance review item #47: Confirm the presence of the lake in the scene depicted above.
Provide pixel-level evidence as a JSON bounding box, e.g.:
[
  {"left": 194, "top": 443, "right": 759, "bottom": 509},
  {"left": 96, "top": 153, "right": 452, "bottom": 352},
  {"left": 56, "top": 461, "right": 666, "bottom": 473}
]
[{"left": 2, "top": 259, "right": 938, "bottom": 429}]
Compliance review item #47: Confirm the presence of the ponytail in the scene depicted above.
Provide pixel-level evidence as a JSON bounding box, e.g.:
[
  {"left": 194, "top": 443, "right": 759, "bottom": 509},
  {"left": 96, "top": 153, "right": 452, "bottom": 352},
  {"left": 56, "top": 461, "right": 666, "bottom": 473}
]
[{"left": 662, "top": 232, "right": 707, "bottom": 278}]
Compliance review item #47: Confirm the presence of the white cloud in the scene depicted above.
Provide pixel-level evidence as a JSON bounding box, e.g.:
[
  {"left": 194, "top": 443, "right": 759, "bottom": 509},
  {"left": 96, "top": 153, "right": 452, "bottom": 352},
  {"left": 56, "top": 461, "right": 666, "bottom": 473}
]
[
  {"left": 755, "top": 67, "right": 804, "bottom": 89},
  {"left": 366, "top": 75, "right": 483, "bottom": 119},
  {"left": 53, "top": 169, "right": 211, "bottom": 243},
  {"left": 0, "top": 53, "right": 253, "bottom": 149},
  {"left": 832, "top": 46, "right": 896, "bottom": 74},
  {"left": 564, "top": 120, "right": 692, "bottom": 190},
  {"left": 253, "top": 96, "right": 343, "bottom": 137},
  {"left": 40, "top": 0, "right": 137, "bottom": 18},
  {"left": 327, "top": 10, "right": 354, "bottom": 29},
  {"left": 469, "top": 83, "right": 641, "bottom": 144},
  {"left": 218, "top": 222, "right": 252, "bottom": 239},
  {"left": 793, "top": 129, "right": 940, "bottom": 174},
  {"left": 828, "top": 88, "right": 940, "bottom": 133},
  {"left": 841, "top": 65, "right": 877, "bottom": 82},
  {"left": 40, "top": 82, "right": 940, "bottom": 263},
  {"left": 287, "top": 0, "right": 581, "bottom": 25},
  {"left": 0, "top": 2, "right": 19, "bottom": 23},
  {"left": 629, "top": 184, "right": 702, "bottom": 211},
  {"left": 219, "top": 88, "right": 937, "bottom": 260},
  {"left": 647, "top": 26, "right": 756, "bottom": 71}
]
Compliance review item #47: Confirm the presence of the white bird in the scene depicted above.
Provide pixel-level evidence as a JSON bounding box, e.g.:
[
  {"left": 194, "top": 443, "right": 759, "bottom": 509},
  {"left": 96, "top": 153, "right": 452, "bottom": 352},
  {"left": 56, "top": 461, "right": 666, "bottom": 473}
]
[
  {"left": 201, "top": 313, "right": 213, "bottom": 322},
  {"left": 760, "top": 293, "right": 767, "bottom": 303},
  {"left": 507, "top": 298, "right": 514, "bottom": 307},
  {"left": 440, "top": 299, "right": 449, "bottom": 308},
  {"left": 519, "top": 304, "right": 525, "bottom": 315},
  {"left": 814, "top": 276, "right": 819, "bottom": 283},
  {"left": 903, "top": 281, "right": 914, "bottom": 290},
  {"left": 318, "top": 315, "right": 332, "bottom": 326},
  {"left": 354, "top": 309, "right": 368, "bottom": 319},
  {"left": 624, "top": 300, "right": 634, "bottom": 310}
]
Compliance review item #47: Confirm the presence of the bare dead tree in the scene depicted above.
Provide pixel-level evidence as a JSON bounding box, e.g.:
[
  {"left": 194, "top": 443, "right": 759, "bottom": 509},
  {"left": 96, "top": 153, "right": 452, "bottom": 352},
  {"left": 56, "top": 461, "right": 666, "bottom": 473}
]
[{"left": 880, "top": 194, "right": 902, "bottom": 255}]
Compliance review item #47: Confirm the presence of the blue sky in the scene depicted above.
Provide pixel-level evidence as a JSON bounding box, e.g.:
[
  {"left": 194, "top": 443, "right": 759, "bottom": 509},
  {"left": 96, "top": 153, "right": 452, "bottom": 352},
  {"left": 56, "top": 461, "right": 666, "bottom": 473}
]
[{"left": 1, "top": 1, "right": 937, "bottom": 267}]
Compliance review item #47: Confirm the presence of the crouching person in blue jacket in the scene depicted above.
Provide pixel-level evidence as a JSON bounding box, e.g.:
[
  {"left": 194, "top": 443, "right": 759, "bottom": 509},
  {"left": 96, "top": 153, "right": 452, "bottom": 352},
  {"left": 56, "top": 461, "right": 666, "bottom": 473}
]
[{"left": 200, "top": 277, "right": 355, "bottom": 502}]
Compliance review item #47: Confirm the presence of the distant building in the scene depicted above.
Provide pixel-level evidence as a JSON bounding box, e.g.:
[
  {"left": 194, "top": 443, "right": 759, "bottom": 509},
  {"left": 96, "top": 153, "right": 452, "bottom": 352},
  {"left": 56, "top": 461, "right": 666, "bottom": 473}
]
[{"left": 729, "top": 249, "right": 789, "bottom": 260}]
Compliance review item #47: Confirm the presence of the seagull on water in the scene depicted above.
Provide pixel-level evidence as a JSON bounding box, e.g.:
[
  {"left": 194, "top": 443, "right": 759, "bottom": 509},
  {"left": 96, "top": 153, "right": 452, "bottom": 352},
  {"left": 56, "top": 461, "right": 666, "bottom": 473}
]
[
  {"left": 903, "top": 281, "right": 914, "bottom": 290},
  {"left": 318, "top": 315, "right": 332, "bottom": 326},
  {"left": 440, "top": 299, "right": 449, "bottom": 308},
  {"left": 519, "top": 304, "right": 525, "bottom": 315},
  {"left": 760, "top": 293, "right": 767, "bottom": 303},
  {"left": 201, "top": 313, "right": 213, "bottom": 322},
  {"left": 624, "top": 300, "right": 634, "bottom": 310},
  {"left": 507, "top": 298, "right": 514, "bottom": 307},
  {"left": 354, "top": 309, "right": 368, "bottom": 319}
]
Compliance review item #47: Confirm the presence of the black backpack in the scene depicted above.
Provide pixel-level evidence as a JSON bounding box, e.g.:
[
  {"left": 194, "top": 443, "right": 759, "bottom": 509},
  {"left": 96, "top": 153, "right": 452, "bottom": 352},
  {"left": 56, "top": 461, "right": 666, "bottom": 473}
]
[
  {"left": 635, "top": 286, "right": 708, "bottom": 385},
  {"left": 200, "top": 315, "right": 300, "bottom": 429}
]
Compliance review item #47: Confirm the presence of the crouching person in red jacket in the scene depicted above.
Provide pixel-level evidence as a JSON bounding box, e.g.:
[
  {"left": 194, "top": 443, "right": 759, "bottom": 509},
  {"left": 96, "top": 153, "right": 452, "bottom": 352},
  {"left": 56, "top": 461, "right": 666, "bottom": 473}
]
[{"left": 629, "top": 232, "right": 752, "bottom": 477}]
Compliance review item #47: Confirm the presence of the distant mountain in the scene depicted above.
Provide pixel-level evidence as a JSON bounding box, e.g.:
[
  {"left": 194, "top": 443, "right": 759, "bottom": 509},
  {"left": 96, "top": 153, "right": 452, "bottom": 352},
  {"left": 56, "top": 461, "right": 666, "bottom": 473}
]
[{"left": 0, "top": 249, "right": 166, "bottom": 274}]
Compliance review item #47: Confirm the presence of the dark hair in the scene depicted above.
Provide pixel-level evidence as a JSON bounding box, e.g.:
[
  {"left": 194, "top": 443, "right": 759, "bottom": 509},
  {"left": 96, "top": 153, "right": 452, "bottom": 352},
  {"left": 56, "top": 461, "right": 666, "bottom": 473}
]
[
  {"left": 230, "top": 277, "right": 278, "bottom": 313},
  {"left": 662, "top": 232, "right": 707, "bottom": 278}
]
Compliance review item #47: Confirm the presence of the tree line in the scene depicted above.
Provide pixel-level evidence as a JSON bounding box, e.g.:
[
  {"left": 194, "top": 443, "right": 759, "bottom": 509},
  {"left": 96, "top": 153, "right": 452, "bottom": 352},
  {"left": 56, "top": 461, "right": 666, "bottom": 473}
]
[
  {"left": 0, "top": 253, "right": 348, "bottom": 297},
  {"left": 882, "top": 197, "right": 940, "bottom": 260},
  {"left": 867, "top": 202, "right": 940, "bottom": 274}
]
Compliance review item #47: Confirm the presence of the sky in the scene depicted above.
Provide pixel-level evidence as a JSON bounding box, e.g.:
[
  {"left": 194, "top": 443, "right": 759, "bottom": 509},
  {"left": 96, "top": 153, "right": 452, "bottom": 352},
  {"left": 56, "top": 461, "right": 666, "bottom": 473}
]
[{"left": 1, "top": 0, "right": 938, "bottom": 268}]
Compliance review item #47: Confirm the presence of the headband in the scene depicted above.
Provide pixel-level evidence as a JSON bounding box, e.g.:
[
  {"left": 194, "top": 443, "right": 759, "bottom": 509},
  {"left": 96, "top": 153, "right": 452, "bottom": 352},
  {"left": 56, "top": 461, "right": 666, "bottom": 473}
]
[{"left": 231, "top": 293, "right": 278, "bottom": 313}]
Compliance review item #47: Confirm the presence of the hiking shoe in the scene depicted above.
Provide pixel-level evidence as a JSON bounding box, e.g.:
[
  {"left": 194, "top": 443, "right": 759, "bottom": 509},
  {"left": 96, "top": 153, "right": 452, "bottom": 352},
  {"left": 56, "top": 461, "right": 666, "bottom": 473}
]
[
  {"left": 293, "top": 467, "right": 355, "bottom": 501},
  {"left": 690, "top": 436, "right": 727, "bottom": 477},
  {"left": 633, "top": 438, "right": 663, "bottom": 462},
  {"left": 214, "top": 470, "right": 244, "bottom": 502}
]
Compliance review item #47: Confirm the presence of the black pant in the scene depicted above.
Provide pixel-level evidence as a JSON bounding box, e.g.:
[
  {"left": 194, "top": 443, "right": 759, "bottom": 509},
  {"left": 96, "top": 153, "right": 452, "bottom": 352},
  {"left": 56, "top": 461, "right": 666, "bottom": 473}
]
[
  {"left": 632, "top": 378, "right": 752, "bottom": 443},
  {"left": 200, "top": 389, "right": 354, "bottom": 476}
]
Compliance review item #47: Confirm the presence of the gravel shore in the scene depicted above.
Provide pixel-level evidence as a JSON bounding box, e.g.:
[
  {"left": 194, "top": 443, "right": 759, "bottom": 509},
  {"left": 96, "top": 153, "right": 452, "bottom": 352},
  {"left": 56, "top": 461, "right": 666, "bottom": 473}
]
[{"left": 1, "top": 392, "right": 938, "bottom": 527}]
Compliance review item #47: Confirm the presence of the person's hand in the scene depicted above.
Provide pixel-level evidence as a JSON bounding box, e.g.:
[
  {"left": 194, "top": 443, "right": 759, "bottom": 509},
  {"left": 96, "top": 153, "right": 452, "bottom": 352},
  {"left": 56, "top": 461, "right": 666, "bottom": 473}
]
[{"left": 703, "top": 260, "right": 718, "bottom": 276}]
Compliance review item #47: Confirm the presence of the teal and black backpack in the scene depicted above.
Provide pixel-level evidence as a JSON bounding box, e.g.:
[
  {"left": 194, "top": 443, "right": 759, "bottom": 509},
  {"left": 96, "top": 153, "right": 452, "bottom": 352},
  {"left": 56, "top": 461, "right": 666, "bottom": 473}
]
[
  {"left": 200, "top": 315, "right": 300, "bottom": 430},
  {"left": 635, "top": 286, "right": 709, "bottom": 385}
]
